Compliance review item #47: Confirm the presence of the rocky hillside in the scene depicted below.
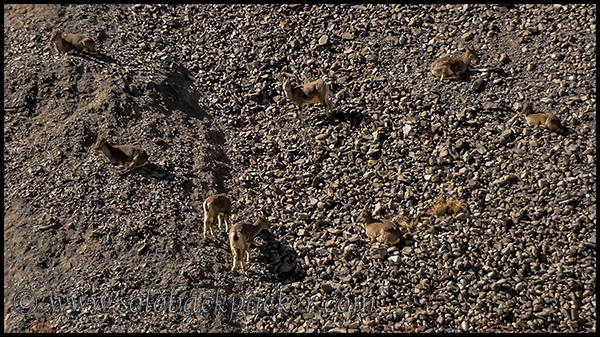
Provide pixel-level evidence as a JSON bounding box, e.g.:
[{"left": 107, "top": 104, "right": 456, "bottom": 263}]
[{"left": 4, "top": 4, "right": 596, "bottom": 333}]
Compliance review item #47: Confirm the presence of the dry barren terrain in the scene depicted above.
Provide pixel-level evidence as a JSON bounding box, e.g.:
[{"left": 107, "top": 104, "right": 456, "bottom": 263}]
[{"left": 4, "top": 4, "right": 596, "bottom": 333}]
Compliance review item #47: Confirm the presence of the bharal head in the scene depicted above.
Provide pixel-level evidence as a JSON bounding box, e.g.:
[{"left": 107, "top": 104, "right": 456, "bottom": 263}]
[
  {"left": 281, "top": 76, "right": 293, "bottom": 94},
  {"left": 466, "top": 45, "right": 479, "bottom": 63},
  {"left": 521, "top": 101, "right": 533, "bottom": 115},
  {"left": 257, "top": 216, "right": 271, "bottom": 231},
  {"left": 356, "top": 208, "right": 371, "bottom": 225},
  {"left": 51, "top": 28, "right": 62, "bottom": 42},
  {"left": 93, "top": 136, "right": 108, "bottom": 152},
  {"left": 278, "top": 72, "right": 297, "bottom": 92},
  {"left": 257, "top": 210, "right": 271, "bottom": 231}
]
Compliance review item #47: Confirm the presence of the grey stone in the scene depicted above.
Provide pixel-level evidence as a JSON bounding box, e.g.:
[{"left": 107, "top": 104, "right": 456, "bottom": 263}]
[{"left": 319, "top": 35, "right": 329, "bottom": 46}]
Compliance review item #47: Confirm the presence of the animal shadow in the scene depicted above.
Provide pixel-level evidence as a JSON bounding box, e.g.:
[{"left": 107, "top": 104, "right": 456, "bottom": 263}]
[
  {"left": 74, "top": 52, "right": 121, "bottom": 66},
  {"left": 125, "top": 162, "right": 175, "bottom": 181},
  {"left": 329, "top": 108, "right": 371, "bottom": 127},
  {"left": 251, "top": 231, "right": 305, "bottom": 283}
]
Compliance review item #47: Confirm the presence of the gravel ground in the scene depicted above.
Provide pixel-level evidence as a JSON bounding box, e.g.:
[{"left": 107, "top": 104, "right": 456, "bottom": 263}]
[{"left": 4, "top": 4, "right": 596, "bottom": 333}]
